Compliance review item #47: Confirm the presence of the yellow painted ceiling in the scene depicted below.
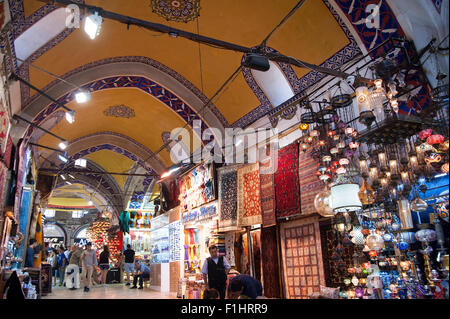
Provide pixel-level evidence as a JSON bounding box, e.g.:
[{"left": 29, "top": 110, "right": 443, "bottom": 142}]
[
  {"left": 37, "top": 87, "right": 200, "bottom": 167},
  {"left": 84, "top": 150, "right": 135, "bottom": 189},
  {"left": 27, "top": 0, "right": 349, "bottom": 124},
  {"left": 48, "top": 197, "right": 90, "bottom": 207}
]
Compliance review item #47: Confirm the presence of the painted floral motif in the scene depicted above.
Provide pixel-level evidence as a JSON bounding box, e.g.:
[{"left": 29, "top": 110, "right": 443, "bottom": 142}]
[
  {"left": 103, "top": 105, "right": 136, "bottom": 118},
  {"left": 150, "top": 0, "right": 200, "bottom": 23}
]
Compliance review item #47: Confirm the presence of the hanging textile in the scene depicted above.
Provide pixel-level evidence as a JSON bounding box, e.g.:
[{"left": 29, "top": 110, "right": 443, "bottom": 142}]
[
  {"left": 217, "top": 165, "right": 240, "bottom": 230},
  {"left": 299, "top": 148, "right": 323, "bottom": 215},
  {"left": 259, "top": 146, "right": 276, "bottom": 227},
  {"left": 280, "top": 216, "right": 326, "bottom": 299},
  {"left": 274, "top": 143, "right": 300, "bottom": 218},
  {"left": 237, "top": 163, "right": 262, "bottom": 226},
  {"left": 224, "top": 232, "right": 236, "bottom": 266},
  {"left": 261, "top": 226, "right": 281, "bottom": 298}
]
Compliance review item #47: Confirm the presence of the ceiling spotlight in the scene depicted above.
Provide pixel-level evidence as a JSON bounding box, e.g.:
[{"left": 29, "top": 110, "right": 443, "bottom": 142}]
[
  {"left": 68, "top": 174, "right": 75, "bottom": 179},
  {"left": 75, "top": 90, "right": 90, "bottom": 103},
  {"left": 65, "top": 110, "right": 75, "bottom": 124},
  {"left": 84, "top": 11, "right": 102, "bottom": 40},
  {"left": 65, "top": 181, "right": 72, "bottom": 185},
  {"left": 161, "top": 166, "right": 182, "bottom": 179},
  {"left": 88, "top": 200, "right": 93, "bottom": 206},
  {"left": 58, "top": 141, "right": 68, "bottom": 150},
  {"left": 75, "top": 158, "right": 87, "bottom": 168},
  {"left": 60, "top": 174, "right": 66, "bottom": 180},
  {"left": 58, "top": 152, "right": 69, "bottom": 163}
]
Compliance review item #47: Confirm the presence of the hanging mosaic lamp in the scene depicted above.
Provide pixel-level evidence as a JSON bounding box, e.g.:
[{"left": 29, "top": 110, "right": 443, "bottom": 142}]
[
  {"left": 310, "top": 130, "right": 319, "bottom": 137},
  {"left": 415, "top": 229, "right": 437, "bottom": 242},
  {"left": 382, "top": 233, "right": 394, "bottom": 242},
  {"left": 418, "top": 129, "right": 433, "bottom": 140},
  {"left": 349, "top": 141, "right": 360, "bottom": 150},
  {"left": 358, "top": 180, "right": 375, "bottom": 205},
  {"left": 366, "top": 233, "right": 384, "bottom": 251},
  {"left": 425, "top": 153, "right": 442, "bottom": 164},
  {"left": 330, "top": 147, "right": 339, "bottom": 154},
  {"left": 300, "top": 142, "right": 310, "bottom": 152},
  {"left": 438, "top": 140, "right": 449, "bottom": 152},
  {"left": 300, "top": 123, "right": 309, "bottom": 131},
  {"left": 350, "top": 226, "right": 365, "bottom": 246},
  {"left": 345, "top": 127, "right": 355, "bottom": 135},
  {"left": 436, "top": 202, "right": 449, "bottom": 222},
  {"left": 339, "top": 158, "right": 350, "bottom": 166},
  {"left": 427, "top": 134, "right": 445, "bottom": 145},
  {"left": 314, "top": 190, "right": 334, "bottom": 217},
  {"left": 410, "top": 198, "right": 428, "bottom": 212}
]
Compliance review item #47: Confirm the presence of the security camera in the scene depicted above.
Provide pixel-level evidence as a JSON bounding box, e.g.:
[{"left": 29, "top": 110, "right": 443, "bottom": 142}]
[{"left": 346, "top": 75, "right": 356, "bottom": 86}]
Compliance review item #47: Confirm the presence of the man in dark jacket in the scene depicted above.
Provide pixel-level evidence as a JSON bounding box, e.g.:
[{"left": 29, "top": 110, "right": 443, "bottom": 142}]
[{"left": 201, "top": 244, "right": 231, "bottom": 299}]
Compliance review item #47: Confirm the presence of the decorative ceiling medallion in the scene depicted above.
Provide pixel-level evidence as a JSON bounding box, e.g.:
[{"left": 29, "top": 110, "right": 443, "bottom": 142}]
[
  {"left": 103, "top": 105, "right": 135, "bottom": 119},
  {"left": 150, "top": 0, "right": 200, "bottom": 23}
]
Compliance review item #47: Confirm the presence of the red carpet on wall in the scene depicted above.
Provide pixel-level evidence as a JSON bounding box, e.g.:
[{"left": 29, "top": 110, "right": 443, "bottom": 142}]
[
  {"left": 299, "top": 149, "right": 324, "bottom": 215},
  {"left": 259, "top": 147, "right": 277, "bottom": 227},
  {"left": 274, "top": 143, "right": 300, "bottom": 219},
  {"left": 237, "top": 163, "right": 262, "bottom": 226},
  {"left": 261, "top": 226, "right": 281, "bottom": 298}
]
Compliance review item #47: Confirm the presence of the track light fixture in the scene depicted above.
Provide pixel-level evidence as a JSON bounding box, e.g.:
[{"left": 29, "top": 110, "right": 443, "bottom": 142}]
[
  {"left": 75, "top": 90, "right": 91, "bottom": 103},
  {"left": 84, "top": 11, "right": 103, "bottom": 40}
]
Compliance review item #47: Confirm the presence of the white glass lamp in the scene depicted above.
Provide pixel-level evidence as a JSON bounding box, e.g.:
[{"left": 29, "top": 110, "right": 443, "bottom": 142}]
[{"left": 331, "top": 183, "right": 362, "bottom": 213}]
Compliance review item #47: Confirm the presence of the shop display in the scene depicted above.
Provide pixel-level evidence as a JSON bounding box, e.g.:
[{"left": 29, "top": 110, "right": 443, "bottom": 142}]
[
  {"left": 218, "top": 165, "right": 241, "bottom": 231},
  {"left": 179, "top": 162, "right": 215, "bottom": 213}
]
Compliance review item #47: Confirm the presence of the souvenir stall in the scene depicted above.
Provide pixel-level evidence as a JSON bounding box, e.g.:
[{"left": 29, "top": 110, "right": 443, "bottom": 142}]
[
  {"left": 292, "top": 37, "right": 449, "bottom": 299},
  {"left": 122, "top": 210, "right": 153, "bottom": 260},
  {"left": 147, "top": 212, "right": 170, "bottom": 291}
]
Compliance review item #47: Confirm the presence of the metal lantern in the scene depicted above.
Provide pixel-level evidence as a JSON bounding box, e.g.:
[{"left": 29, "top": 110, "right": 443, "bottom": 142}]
[
  {"left": 410, "top": 198, "right": 428, "bottom": 212},
  {"left": 300, "top": 123, "right": 309, "bottom": 131},
  {"left": 398, "top": 199, "right": 414, "bottom": 229},
  {"left": 415, "top": 229, "right": 437, "bottom": 242},
  {"left": 358, "top": 180, "right": 375, "bottom": 205},
  {"left": 350, "top": 226, "right": 365, "bottom": 246},
  {"left": 349, "top": 142, "right": 359, "bottom": 150}
]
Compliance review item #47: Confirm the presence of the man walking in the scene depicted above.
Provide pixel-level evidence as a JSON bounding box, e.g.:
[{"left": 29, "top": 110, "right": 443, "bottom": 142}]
[
  {"left": 130, "top": 260, "right": 150, "bottom": 289},
  {"left": 65, "top": 245, "right": 82, "bottom": 290},
  {"left": 201, "top": 244, "right": 231, "bottom": 299},
  {"left": 123, "top": 244, "right": 135, "bottom": 286},
  {"left": 80, "top": 242, "right": 97, "bottom": 292}
]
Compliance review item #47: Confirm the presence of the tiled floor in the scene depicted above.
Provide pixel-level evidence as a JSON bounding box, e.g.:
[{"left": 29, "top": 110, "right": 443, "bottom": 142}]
[{"left": 42, "top": 283, "right": 178, "bottom": 299}]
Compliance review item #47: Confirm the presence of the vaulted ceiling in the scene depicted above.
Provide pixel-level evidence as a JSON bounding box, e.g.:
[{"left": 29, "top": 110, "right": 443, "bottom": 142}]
[{"left": 8, "top": 0, "right": 367, "bottom": 213}]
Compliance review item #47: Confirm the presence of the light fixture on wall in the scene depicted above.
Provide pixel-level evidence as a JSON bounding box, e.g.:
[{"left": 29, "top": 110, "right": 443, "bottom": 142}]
[
  {"left": 65, "top": 110, "right": 75, "bottom": 124},
  {"left": 58, "top": 152, "right": 69, "bottom": 163},
  {"left": 75, "top": 90, "right": 91, "bottom": 103},
  {"left": 58, "top": 141, "right": 68, "bottom": 150},
  {"left": 84, "top": 11, "right": 103, "bottom": 39}
]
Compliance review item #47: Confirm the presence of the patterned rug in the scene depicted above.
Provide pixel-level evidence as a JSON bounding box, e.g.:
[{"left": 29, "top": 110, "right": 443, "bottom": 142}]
[
  {"left": 217, "top": 165, "right": 241, "bottom": 230},
  {"left": 259, "top": 147, "right": 277, "bottom": 227},
  {"left": 261, "top": 226, "right": 281, "bottom": 298},
  {"left": 237, "top": 163, "right": 262, "bottom": 226},
  {"left": 299, "top": 149, "right": 324, "bottom": 215},
  {"left": 280, "top": 216, "right": 326, "bottom": 299},
  {"left": 274, "top": 143, "right": 300, "bottom": 218}
]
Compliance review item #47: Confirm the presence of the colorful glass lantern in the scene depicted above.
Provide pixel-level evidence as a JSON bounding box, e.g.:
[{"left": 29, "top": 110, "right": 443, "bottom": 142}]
[
  {"left": 300, "top": 143, "right": 310, "bottom": 151},
  {"left": 339, "top": 158, "right": 350, "bottom": 166},
  {"left": 322, "top": 155, "right": 332, "bottom": 162},
  {"left": 319, "top": 140, "right": 326, "bottom": 146},
  {"left": 400, "top": 261, "right": 411, "bottom": 271},
  {"left": 425, "top": 153, "right": 442, "bottom": 164},
  {"left": 439, "top": 140, "right": 449, "bottom": 151},
  {"left": 349, "top": 141, "right": 359, "bottom": 149},
  {"left": 310, "top": 130, "right": 319, "bottom": 137},
  {"left": 410, "top": 198, "right": 428, "bottom": 212},
  {"left": 358, "top": 180, "right": 375, "bottom": 205},
  {"left": 345, "top": 127, "right": 355, "bottom": 135},
  {"left": 327, "top": 130, "right": 336, "bottom": 137},
  {"left": 382, "top": 233, "right": 394, "bottom": 242},
  {"left": 436, "top": 202, "right": 448, "bottom": 222},
  {"left": 418, "top": 129, "right": 433, "bottom": 140},
  {"left": 314, "top": 190, "right": 334, "bottom": 217},
  {"left": 415, "top": 229, "right": 437, "bottom": 242},
  {"left": 366, "top": 233, "right": 384, "bottom": 251},
  {"left": 396, "top": 241, "right": 409, "bottom": 250},
  {"left": 337, "top": 141, "right": 346, "bottom": 149},
  {"left": 355, "top": 286, "right": 365, "bottom": 298},
  {"left": 299, "top": 123, "right": 309, "bottom": 131},
  {"left": 368, "top": 250, "right": 379, "bottom": 258},
  {"left": 427, "top": 134, "right": 445, "bottom": 145},
  {"left": 336, "top": 166, "right": 347, "bottom": 175},
  {"left": 330, "top": 147, "right": 339, "bottom": 154}
]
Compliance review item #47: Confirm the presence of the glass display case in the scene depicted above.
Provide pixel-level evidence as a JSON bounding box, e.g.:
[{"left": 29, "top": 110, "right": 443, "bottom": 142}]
[{"left": 149, "top": 213, "right": 169, "bottom": 264}]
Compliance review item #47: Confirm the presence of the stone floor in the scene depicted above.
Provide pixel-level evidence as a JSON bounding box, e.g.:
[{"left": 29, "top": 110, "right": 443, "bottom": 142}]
[{"left": 42, "top": 283, "right": 178, "bottom": 299}]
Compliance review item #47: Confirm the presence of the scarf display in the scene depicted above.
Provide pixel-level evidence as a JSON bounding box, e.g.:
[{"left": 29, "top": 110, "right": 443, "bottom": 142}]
[
  {"left": 237, "top": 163, "right": 262, "bottom": 226},
  {"left": 217, "top": 165, "right": 240, "bottom": 230},
  {"left": 299, "top": 148, "right": 324, "bottom": 215},
  {"left": 274, "top": 143, "right": 300, "bottom": 218},
  {"left": 280, "top": 216, "right": 326, "bottom": 299}
]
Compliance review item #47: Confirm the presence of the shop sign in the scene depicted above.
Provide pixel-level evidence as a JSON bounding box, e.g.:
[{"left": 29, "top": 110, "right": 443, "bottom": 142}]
[{"left": 182, "top": 203, "right": 218, "bottom": 224}]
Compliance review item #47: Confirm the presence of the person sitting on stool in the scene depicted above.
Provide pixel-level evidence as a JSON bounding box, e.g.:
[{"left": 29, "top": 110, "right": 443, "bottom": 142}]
[{"left": 130, "top": 260, "right": 150, "bottom": 289}]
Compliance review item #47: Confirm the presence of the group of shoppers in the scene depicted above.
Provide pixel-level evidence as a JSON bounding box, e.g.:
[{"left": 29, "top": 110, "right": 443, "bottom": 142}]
[{"left": 45, "top": 242, "right": 111, "bottom": 293}]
